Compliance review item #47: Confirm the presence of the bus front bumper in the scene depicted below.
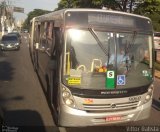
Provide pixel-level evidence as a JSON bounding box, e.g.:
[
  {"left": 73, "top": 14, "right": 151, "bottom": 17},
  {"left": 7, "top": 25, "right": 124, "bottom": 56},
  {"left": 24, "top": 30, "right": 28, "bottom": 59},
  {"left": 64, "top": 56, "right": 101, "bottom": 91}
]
[{"left": 58, "top": 99, "right": 152, "bottom": 127}]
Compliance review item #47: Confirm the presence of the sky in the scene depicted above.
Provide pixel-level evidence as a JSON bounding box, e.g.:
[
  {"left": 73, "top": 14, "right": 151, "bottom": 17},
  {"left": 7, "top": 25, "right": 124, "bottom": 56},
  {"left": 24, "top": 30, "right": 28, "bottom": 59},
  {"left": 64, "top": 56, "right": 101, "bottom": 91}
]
[{"left": 12, "top": 0, "right": 60, "bottom": 21}]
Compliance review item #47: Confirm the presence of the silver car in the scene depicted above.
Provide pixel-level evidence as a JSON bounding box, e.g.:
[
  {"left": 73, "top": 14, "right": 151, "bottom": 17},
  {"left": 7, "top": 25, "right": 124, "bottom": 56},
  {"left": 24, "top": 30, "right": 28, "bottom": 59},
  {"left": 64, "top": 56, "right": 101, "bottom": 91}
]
[{"left": 0, "top": 34, "right": 20, "bottom": 51}]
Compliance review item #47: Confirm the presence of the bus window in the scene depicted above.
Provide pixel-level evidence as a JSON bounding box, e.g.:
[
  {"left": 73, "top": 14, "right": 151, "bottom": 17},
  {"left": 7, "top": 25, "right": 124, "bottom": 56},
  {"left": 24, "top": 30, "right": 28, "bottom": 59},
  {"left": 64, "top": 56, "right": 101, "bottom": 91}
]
[
  {"left": 64, "top": 29, "right": 116, "bottom": 88},
  {"left": 46, "top": 22, "right": 54, "bottom": 55}
]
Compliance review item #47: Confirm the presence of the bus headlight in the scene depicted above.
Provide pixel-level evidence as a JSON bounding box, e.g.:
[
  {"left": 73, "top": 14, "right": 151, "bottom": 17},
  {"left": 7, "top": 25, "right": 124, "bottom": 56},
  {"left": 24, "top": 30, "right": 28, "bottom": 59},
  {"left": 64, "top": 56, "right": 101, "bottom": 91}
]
[
  {"left": 62, "top": 86, "right": 76, "bottom": 108},
  {"left": 144, "top": 84, "right": 154, "bottom": 103},
  {"left": 145, "top": 95, "right": 151, "bottom": 101},
  {"left": 148, "top": 84, "right": 154, "bottom": 93},
  {"left": 65, "top": 99, "right": 74, "bottom": 106},
  {"left": 62, "top": 91, "right": 70, "bottom": 98}
]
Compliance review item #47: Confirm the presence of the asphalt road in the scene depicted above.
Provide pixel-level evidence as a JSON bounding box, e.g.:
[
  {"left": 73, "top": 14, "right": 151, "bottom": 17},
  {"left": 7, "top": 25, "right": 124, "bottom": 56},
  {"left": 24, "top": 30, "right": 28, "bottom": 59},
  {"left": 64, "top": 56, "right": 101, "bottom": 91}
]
[
  {"left": 0, "top": 34, "right": 59, "bottom": 132},
  {"left": 0, "top": 34, "right": 160, "bottom": 132}
]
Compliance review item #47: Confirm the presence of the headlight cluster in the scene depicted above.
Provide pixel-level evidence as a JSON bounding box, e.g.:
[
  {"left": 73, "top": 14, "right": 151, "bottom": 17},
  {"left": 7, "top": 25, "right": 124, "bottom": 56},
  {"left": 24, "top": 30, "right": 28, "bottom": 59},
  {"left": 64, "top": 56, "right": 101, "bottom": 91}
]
[
  {"left": 144, "top": 84, "right": 154, "bottom": 103},
  {"left": 0, "top": 44, "right": 4, "bottom": 46},
  {"left": 62, "top": 86, "right": 76, "bottom": 108},
  {"left": 15, "top": 43, "right": 19, "bottom": 45}
]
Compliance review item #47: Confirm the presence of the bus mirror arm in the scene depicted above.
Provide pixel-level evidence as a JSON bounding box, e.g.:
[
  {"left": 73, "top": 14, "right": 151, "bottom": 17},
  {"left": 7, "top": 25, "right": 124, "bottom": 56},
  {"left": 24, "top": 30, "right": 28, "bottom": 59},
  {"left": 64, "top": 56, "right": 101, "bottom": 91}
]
[{"left": 49, "top": 60, "right": 56, "bottom": 70}]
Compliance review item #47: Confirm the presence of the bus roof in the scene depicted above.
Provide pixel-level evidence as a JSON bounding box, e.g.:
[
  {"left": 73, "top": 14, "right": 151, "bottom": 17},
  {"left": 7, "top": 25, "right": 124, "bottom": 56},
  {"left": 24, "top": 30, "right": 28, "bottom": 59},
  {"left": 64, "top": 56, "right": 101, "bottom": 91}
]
[
  {"left": 33, "top": 8, "right": 151, "bottom": 22},
  {"left": 32, "top": 8, "right": 152, "bottom": 32}
]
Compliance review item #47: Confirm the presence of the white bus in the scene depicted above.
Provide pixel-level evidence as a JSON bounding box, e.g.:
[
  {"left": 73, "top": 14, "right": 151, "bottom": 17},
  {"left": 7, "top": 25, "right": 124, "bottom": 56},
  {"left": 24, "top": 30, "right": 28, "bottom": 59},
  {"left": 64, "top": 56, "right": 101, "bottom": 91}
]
[{"left": 29, "top": 9, "right": 154, "bottom": 127}]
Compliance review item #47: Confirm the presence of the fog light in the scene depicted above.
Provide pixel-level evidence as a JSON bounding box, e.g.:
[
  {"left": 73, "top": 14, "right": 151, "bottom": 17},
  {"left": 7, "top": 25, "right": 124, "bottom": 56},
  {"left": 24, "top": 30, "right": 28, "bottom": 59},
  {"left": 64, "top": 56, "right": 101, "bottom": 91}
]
[{"left": 65, "top": 99, "right": 74, "bottom": 106}]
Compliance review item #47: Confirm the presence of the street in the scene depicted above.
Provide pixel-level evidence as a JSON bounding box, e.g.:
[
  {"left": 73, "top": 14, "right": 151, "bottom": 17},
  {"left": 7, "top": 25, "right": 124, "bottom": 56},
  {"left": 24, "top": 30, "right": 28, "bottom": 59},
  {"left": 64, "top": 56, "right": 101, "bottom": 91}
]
[
  {"left": 0, "top": 34, "right": 58, "bottom": 132},
  {"left": 0, "top": 33, "right": 160, "bottom": 132}
]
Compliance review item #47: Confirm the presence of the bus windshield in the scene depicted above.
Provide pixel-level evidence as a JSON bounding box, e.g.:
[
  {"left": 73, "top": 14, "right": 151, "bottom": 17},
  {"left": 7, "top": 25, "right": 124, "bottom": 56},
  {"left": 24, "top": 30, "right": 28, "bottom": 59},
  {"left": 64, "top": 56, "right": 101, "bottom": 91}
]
[{"left": 63, "top": 28, "right": 153, "bottom": 90}]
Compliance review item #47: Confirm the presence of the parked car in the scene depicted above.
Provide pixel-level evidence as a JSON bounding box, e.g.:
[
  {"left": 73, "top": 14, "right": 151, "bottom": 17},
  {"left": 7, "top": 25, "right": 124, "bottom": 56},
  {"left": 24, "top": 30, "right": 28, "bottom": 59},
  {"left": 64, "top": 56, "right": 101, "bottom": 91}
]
[
  {"left": 0, "top": 34, "right": 20, "bottom": 51},
  {"left": 154, "top": 32, "right": 160, "bottom": 50}
]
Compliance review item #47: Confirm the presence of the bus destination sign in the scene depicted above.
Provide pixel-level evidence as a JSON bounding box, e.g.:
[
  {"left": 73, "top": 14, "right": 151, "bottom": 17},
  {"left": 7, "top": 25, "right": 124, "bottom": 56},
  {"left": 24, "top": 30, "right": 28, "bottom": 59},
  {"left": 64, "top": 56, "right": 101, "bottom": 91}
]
[{"left": 88, "top": 13, "right": 134, "bottom": 27}]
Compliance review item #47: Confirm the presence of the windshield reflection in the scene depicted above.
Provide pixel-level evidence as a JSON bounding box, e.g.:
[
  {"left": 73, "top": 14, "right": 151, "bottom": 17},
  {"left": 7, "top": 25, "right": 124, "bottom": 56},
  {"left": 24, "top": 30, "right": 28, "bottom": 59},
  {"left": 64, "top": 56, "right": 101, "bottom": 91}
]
[{"left": 63, "top": 29, "right": 153, "bottom": 90}]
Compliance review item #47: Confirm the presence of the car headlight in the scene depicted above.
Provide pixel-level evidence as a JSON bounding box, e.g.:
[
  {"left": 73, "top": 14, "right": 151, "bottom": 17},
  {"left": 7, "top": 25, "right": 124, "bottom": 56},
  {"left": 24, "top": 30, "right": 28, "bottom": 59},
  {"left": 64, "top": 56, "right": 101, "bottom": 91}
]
[
  {"left": 15, "top": 43, "right": 19, "bottom": 45},
  {"left": 0, "top": 44, "right": 4, "bottom": 46}
]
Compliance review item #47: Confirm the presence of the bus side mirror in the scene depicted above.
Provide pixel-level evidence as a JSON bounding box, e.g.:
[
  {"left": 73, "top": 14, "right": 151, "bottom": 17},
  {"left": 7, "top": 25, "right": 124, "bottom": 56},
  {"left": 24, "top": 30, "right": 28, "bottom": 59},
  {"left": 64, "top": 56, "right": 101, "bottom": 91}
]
[{"left": 49, "top": 60, "right": 56, "bottom": 70}]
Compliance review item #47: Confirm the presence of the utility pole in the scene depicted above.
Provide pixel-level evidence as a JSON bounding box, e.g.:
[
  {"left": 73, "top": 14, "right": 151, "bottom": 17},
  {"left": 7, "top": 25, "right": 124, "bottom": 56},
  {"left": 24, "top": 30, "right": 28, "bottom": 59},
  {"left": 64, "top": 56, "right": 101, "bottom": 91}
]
[
  {"left": 0, "top": 0, "right": 14, "bottom": 35},
  {"left": 0, "top": 0, "right": 7, "bottom": 36}
]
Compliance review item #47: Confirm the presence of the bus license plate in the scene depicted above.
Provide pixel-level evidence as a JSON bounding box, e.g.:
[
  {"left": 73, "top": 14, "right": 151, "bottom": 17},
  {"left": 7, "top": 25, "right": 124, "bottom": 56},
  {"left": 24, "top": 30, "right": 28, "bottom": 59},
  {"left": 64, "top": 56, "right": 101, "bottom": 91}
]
[{"left": 106, "top": 116, "right": 121, "bottom": 122}]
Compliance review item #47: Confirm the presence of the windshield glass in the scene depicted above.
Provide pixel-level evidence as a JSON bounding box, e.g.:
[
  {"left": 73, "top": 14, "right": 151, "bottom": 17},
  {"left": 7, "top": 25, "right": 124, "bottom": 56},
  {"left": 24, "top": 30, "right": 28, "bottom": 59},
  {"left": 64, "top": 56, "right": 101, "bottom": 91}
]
[
  {"left": 63, "top": 28, "right": 153, "bottom": 90},
  {"left": 2, "top": 36, "right": 18, "bottom": 41}
]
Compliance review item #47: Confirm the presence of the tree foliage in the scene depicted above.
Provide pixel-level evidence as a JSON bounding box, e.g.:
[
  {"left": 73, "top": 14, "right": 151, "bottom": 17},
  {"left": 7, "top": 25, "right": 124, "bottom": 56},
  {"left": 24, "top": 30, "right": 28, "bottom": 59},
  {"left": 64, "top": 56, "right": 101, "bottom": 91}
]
[
  {"left": 23, "top": 0, "right": 160, "bottom": 31},
  {"left": 0, "top": 0, "right": 14, "bottom": 30},
  {"left": 56, "top": 0, "right": 160, "bottom": 31},
  {"left": 56, "top": 0, "right": 143, "bottom": 12},
  {"left": 23, "top": 9, "right": 51, "bottom": 29},
  {"left": 134, "top": 0, "right": 160, "bottom": 31}
]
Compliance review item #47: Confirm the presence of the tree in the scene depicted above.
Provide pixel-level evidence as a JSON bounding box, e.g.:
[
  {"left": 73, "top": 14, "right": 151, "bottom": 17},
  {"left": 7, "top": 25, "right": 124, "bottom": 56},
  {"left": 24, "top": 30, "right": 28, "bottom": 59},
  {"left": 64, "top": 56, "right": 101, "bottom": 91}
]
[
  {"left": 0, "top": 0, "right": 14, "bottom": 34},
  {"left": 56, "top": 0, "right": 143, "bottom": 13},
  {"left": 23, "top": 9, "right": 51, "bottom": 29},
  {"left": 134, "top": 0, "right": 160, "bottom": 31}
]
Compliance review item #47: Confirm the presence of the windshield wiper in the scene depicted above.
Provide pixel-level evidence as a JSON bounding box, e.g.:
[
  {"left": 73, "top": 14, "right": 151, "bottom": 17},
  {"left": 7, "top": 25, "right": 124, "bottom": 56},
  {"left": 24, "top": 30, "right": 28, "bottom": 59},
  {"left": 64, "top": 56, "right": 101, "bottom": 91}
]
[{"left": 88, "top": 28, "right": 108, "bottom": 56}]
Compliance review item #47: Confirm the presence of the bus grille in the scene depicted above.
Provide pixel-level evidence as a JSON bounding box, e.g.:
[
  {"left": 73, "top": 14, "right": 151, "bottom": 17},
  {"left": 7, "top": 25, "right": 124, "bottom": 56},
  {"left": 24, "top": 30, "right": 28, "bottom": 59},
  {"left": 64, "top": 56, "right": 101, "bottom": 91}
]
[{"left": 83, "top": 101, "right": 139, "bottom": 112}]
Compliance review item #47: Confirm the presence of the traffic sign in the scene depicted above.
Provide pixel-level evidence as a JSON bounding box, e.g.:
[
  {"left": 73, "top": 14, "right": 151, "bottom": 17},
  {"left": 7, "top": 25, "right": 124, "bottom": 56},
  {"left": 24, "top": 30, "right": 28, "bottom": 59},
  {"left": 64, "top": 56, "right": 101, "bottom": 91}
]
[
  {"left": 117, "top": 75, "right": 126, "bottom": 85},
  {"left": 106, "top": 71, "right": 115, "bottom": 89},
  {"left": 13, "top": 7, "right": 24, "bottom": 13}
]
